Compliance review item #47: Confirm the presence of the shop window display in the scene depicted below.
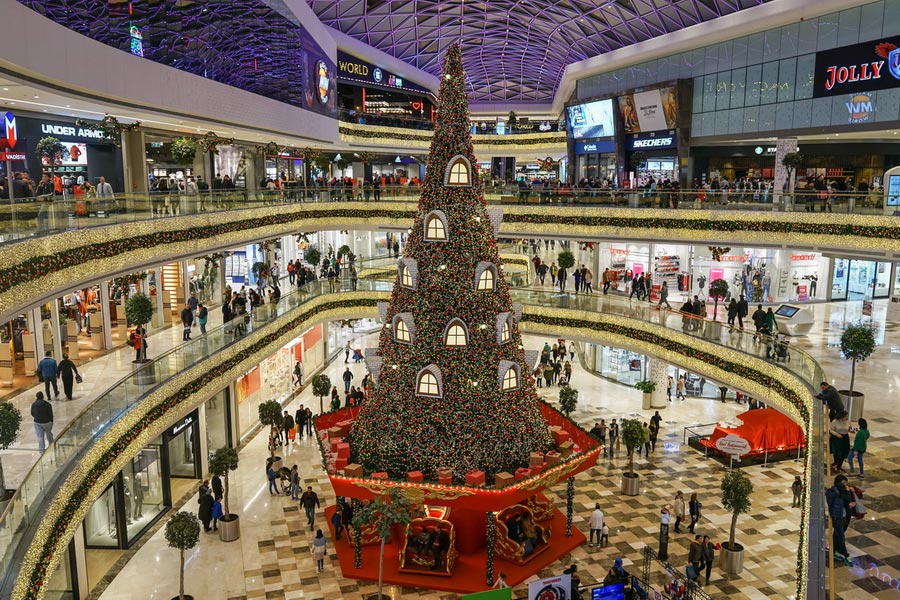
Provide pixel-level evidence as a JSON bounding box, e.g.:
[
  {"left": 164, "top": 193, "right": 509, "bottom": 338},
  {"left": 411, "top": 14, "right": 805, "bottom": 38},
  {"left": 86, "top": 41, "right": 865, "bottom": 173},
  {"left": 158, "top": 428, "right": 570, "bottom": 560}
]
[
  {"left": 205, "top": 390, "right": 230, "bottom": 453},
  {"left": 124, "top": 442, "right": 165, "bottom": 543},
  {"left": 84, "top": 483, "right": 119, "bottom": 548}
]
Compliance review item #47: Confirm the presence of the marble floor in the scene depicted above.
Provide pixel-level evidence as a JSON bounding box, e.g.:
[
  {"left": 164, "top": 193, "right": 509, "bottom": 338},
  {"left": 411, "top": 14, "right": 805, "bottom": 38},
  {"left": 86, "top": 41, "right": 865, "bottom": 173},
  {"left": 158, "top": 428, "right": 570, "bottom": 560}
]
[{"left": 5, "top": 278, "right": 898, "bottom": 599}]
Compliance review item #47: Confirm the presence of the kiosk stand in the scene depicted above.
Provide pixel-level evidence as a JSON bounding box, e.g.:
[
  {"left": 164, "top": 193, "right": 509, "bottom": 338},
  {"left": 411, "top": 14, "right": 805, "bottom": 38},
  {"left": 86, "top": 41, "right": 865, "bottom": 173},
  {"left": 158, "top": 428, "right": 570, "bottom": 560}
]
[{"left": 773, "top": 304, "right": 814, "bottom": 336}]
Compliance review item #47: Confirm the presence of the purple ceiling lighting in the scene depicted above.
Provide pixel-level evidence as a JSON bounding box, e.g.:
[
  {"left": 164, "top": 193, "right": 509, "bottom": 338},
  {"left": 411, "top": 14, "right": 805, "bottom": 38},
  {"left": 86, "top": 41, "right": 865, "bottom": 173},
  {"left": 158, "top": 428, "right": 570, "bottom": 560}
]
[{"left": 309, "top": 0, "right": 768, "bottom": 103}]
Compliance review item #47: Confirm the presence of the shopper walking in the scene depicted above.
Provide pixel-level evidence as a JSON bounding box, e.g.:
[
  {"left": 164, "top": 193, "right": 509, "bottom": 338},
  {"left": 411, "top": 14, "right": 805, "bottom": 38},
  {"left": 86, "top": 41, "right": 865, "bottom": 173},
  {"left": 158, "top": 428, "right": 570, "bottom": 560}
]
[
  {"left": 825, "top": 474, "right": 854, "bottom": 564},
  {"left": 342, "top": 367, "right": 353, "bottom": 394},
  {"left": 197, "top": 303, "right": 208, "bottom": 334},
  {"left": 282, "top": 410, "right": 295, "bottom": 445},
  {"left": 847, "top": 418, "right": 870, "bottom": 478},
  {"left": 56, "top": 353, "right": 81, "bottom": 400},
  {"left": 607, "top": 419, "right": 618, "bottom": 457},
  {"left": 688, "top": 492, "right": 701, "bottom": 533},
  {"left": 180, "top": 303, "right": 193, "bottom": 341},
  {"left": 31, "top": 391, "right": 54, "bottom": 453},
  {"left": 37, "top": 351, "right": 60, "bottom": 400},
  {"left": 300, "top": 486, "right": 321, "bottom": 530},
  {"left": 791, "top": 476, "right": 803, "bottom": 508},
  {"left": 673, "top": 491, "right": 686, "bottom": 533},
  {"left": 312, "top": 529, "right": 327, "bottom": 572},
  {"left": 701, "top": 535, "right": 716, "bottom": 584},
  {"left": 290, "top": 465, "right": 300, "bottom": 500},
  {"left": 658, "top": 281, "right": 672, "bottom": 309},
  {"left": 588, "top": 503, "right": 604, "bottom": 547}
]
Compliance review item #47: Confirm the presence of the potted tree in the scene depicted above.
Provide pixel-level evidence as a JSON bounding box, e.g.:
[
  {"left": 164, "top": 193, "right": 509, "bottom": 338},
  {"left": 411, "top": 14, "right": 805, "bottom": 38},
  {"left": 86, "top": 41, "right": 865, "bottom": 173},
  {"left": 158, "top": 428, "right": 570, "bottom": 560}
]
[
  {"left": 258, "top": 399, "right": 284, "bottom": 471},
  {"left": 838, "top": 323, "right": 876, "bottom": 420},
  {"left": 352, "top": 487, "right": 414, "bottom": 600},
  {"left": 620, "top": 418, "right": 644, "bottom": 496},
  {"left": 781, "top": 152, "right": 804, "bottom": 209},
  {"left": 0, "top": 402, "right": 22, "bottom": 514},
  {"left": 719, "top": 468, "right": 753, "bottom": 575},
  {"left": 165, "top": 511, "right": 201, "bottom": 600},
  {"left": 208, "top": 446, "right": 240, "bottom": 542},
  {"left": 171, "top": 137, "right": 197, "bottom": 166},
  {"left": 35, "top": 137, "right": 69, "bottom": 188},
  {"left": 558, "top": 386, "right": 578, "bottom": 417},
  {"left": 125, "top": 293, "right": 154, "bottom": 384},
  {"left": 305, "top": 246, "right": 321, "bottom": 271},
  {"left": 312, "top": 373, "right": 332, "bottom": 415},
  {"left": 634, "top": 379, "right": 656, "bottom": 410},
  {"left": 708, "top": 278, "right": 730, "bottom": 337},
  {"left": 507, "top": 110, "right": 518, "bottom": 132}
]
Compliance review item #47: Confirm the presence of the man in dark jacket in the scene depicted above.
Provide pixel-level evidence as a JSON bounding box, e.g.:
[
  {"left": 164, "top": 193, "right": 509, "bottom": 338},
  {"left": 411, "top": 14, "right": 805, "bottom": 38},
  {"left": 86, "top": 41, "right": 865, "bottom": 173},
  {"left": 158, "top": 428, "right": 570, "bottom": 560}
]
[
  {"left": 736, "top": 295, "right": 749, "bottom": 329},
  {"left": 295, "top": 405, "right": 308, "bottom": 439},
  {"left": 825, "top": 474, "right": 854, "bottom": 564},
  {"left": 56, "top": 353, "right": 81, "bottom": 400},
  {"left": 180, "top": 303, "right": 193, "bottom": 341},
  {"left": 751, "top": 304, "right": 767, "bottom": 336},
  {"left": 198, "top": 483, "right": 214, "bottom": 532},
  {"left": 299, "top": 486, "right": 321, "bottom": 530},
  {"left": 282, "top": 410, "right": 295, "bottom": 445},
  {"left": 31, "top": 391, "right": 53, "bottom": 453},
  {"left": 817, "top": 382, "right": 845, "bottom": 421}
]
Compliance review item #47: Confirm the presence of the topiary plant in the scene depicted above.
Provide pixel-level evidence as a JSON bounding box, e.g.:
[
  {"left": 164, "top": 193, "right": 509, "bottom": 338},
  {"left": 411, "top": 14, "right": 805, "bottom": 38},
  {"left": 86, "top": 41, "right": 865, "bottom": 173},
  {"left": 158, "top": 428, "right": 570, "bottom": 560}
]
[
  {"left": 312, "top": 373, "right": 332, "bottom": 414},
  {"left": 629, "top": 150, "right": 648, "bottom": 172},
  {"left": 0, "top": 402, "right": 22, "bottom": 498},
  {"left": 171, "top": 137, "right": 197, "bottom": 165},
  {"left": 840, "top": 323, "right": 876, "bottom": 395},
  {"left": 557, "top": 250, "right": 575, "bottom": 270},
  {"left": 35, "top": 137, "right": 69, "bottom": 180},
  {"left": 558, "top": 386, "right": 578, "bottom": 417},
  {"left": 721, "top": 468, "right": 753, "bottom": 550},
  {"left": 709, "top": 278, "right": 730, "bottom": 320},
  {"left": 124, "top": 293, "right": 153, "bottom": 328},
  {"left": 207, "top": 446, "right": 239, "bottom": 521},
  {"left": 305, "top": 246, "right": 321, "bottom": 269},
  {"left": 620, "top": 419, "right": 644, "bottom": 477},
  {"left": 165, "top": 511, "right": 201, "bottom": 600},
  {"left": 258, "top": 399, "right": 283, "bottom": 461},
  {"left": 634, "top": 380, "right": 656, "bottom": 394},
  {"left": 352, "top": 487, "right": 414, "bottom": 600}
]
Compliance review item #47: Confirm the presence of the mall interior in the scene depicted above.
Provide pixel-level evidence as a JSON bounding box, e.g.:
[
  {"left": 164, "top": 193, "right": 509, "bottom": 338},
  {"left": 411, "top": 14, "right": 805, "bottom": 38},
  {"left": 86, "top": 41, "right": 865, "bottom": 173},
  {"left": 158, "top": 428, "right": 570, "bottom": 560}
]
[{"left": 0, "top": 0, "right": 899, "bottom": 599}]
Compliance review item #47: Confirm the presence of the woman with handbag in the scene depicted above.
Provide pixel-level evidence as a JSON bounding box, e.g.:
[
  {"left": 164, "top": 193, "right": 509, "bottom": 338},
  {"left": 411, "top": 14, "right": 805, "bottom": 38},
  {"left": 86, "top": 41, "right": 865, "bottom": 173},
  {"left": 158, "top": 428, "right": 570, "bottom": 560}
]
[{"left": 56, "top": 353, "right": 81, "bottom": 401}]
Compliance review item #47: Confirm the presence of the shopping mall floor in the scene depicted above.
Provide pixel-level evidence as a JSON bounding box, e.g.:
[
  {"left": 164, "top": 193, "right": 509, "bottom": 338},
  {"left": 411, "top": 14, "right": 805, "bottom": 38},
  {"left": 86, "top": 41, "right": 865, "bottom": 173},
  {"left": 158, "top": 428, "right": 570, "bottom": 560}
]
[{"left": 67, "top": 296, "right": 898, "bottom": 600}]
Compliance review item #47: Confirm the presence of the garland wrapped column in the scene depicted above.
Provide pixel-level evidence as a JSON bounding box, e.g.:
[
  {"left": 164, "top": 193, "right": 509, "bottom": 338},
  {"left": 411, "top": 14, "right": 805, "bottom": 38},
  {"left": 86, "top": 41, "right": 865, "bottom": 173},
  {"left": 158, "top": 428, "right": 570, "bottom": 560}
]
[
  {"left": 566, "top": 478, "right": 575, "bottom": 537},
  {"left": 354, "top": 526, "right": 362, "bottom": 569},
  {"left": 485, "top": 511, "right": 496, "bottom": 586}
]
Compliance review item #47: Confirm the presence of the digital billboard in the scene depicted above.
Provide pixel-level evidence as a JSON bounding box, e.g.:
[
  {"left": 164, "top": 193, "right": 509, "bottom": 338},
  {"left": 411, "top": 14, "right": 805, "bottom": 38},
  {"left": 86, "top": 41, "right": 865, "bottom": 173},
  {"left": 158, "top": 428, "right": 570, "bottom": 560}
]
[
  {"left": 567, "top": 99, "right": 615, "bottom": 139},
  {"left": 618, "top": 87, "right": 678, "bottom": 133},
  {"left": 813, "top": 36, "right": 900, "bottom": 97}
]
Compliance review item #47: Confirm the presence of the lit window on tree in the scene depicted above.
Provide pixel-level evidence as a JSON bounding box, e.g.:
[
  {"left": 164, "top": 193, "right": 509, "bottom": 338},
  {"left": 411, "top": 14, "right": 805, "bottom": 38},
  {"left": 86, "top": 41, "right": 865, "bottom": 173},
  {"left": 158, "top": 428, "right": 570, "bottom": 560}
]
[
  {"left": 444, "top": 155, "right": 472, "bottom": 187},
  {"left": 395, "top": 319, "right": 410, "bottom": 343},
  {"left": 477, "top": 267, "right": 495, "bottom": 290},
  {"left": 500, "top": 320, "right": 511, "bottom": 343},
  {"left": 400, "top": 265, "right": 413, "bottom": 288},
  {"left": 425, "top": 215, "right": 447, "bottom": 240},
  {"left": 417, "top": 371, "right": 440, "bottom": 397},
  {"left": 445, "top": 320, "right": 468, "bottom": 346},
  {"left": 502, "top": 366, "right": 519, "bottom": 391}
]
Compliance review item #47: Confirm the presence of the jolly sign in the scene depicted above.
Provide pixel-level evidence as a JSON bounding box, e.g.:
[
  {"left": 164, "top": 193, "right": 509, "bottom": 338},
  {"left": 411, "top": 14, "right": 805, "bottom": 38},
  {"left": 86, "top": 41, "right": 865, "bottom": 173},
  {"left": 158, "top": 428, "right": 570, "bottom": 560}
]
[{"left": 814, "top": 37, "right": 900, "bottom": 97}]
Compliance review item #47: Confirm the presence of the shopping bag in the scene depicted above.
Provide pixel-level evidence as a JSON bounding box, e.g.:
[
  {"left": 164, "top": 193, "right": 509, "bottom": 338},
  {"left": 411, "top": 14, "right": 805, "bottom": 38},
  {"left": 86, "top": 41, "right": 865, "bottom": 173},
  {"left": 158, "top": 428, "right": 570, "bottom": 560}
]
[
  {"left": 686, "top": 565, "right": 699, "bottom": 581},
  {"left": 288, "top": 428, "right": 297, "bottom": 441},
  {"left": 212, "top": 500, "right": 224, "bottom": 520},
  {"left": 75, "top": 374, "right": 83, "bottom": 384}
]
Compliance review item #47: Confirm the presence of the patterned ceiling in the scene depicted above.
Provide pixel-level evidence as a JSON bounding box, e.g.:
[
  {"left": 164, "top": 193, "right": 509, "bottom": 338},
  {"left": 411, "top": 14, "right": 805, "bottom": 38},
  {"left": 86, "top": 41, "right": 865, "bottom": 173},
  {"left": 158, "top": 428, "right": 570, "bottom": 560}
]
[{"left": 308, "top": 0, "right": 769, "bottom": 103}]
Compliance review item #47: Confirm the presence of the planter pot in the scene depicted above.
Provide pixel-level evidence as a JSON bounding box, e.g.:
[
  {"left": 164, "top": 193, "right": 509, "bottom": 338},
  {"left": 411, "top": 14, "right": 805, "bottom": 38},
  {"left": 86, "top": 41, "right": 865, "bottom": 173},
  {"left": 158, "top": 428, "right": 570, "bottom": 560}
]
[
  {"left": 621, "top": 472, "right": 640, "bottom": 496},
  {"left": 170, "top": 596, "right": 194, "bottom": 600},
  {"left": 719, "top": 542, "right": 744, "bottom": 575},
  {"left": 641, "top": 392, "right": 652, "bottom": 410},
  {"left": 706, "top": 320, "right": 723, "bottom": 340},
  {"left": 0, "top": 489, "right": 14, "bottom": 516},
  {"left": 132, "top": 360, "right": 156, "bottom": 385},
  {"left": 219, "top": 514, "right": 240, "bottom": 542},
  {"left": 838, "top": 390, "right": 864, "bottom": 421},
  {"left": 267, "top": 456, "right": 283, "bottom": 472}
]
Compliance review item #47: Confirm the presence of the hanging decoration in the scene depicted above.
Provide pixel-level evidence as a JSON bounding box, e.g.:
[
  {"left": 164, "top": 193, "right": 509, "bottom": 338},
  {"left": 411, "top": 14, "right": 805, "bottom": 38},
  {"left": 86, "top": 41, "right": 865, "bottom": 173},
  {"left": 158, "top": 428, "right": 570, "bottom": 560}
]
[
  {"left": 536, "top": 156, "right": 557, "bottom": 171},
  {"left": 197, "top": 131, "right": 235, "bottom": 154},
  {"left": 708, "top": 246, "right": 731, "bottom": 261},
  {"left": 202, "top": 253, "right": 224, "bottom": 268},
  {"left": 74, "top": 114, "right": 141, "bottom": 146},
  {"left": 112, "top": 272, "right": 147, "bottom": 289}
]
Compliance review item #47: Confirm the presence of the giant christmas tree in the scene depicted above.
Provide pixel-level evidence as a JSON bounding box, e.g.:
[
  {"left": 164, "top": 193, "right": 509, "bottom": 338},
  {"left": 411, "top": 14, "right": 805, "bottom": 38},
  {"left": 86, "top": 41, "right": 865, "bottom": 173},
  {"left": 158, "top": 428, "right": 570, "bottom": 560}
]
[{"left": 349, "top": 45, "right": 553, "bottom": 480}]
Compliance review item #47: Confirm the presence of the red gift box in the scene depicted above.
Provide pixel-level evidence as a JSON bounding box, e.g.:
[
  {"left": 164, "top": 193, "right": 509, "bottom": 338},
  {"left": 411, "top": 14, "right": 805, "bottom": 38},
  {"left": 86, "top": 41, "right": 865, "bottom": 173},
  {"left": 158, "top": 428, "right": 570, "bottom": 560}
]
[
  {"left": 559, "top": 440, "right": 575, "bottom": 458},
  {"left": 407, "top": 471, "right": 424, "bottom": 482},
  {"left": 372, "top": 471, "right": 389, "bottom": 480},
  {"left": 545, "top": 450, "right": 561, "bottom": 466},
  {"left": 529, "top": 452, "right": 545, "bottom": 467},
  {"left": 344, "top": 463, "right": 363, "bottom": 477},
  {"left": 329, "top": 437, "right": 343, "bottom": 448},
  {"left": 495, "top": 471, "right": 514, "bottom": 487},
  {"left": 335, "top": 442, "right": 350, "bottom": 458},
  {"left": 531, "top": 464, "right": 544, "bottom": 474},
  {"left": 438, "top": 473, "right": 453, "bottom": 485},
  {"left": 336, "top": 420, "right": 353, "bottom": 436},
  {"left": 515, "top": 467, "right": 533, "bottom": 481},
  {"left": 328, "top": 426, "right": 343, "bottom": 440},
  {"left": 334, "top": 457, "right": 348, "bottom": 471},
  {"left": 552, "top": 429, "right": 571, "bottom": 445},
  {"left": 465, "top": 470, "right": 485, "bottom": 486}
]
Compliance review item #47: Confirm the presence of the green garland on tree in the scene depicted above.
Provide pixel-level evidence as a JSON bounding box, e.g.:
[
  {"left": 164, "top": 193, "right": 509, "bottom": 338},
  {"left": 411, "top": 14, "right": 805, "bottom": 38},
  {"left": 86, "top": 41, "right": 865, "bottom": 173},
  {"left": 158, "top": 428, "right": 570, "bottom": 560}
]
[
  {"left": 485, "top": 511, "right": 496, "bottom": 586},
  {"left": 566, "top": 477, "right": 575, "bottom": 537},
  {"left": 347, "top": 44, "right": 552, "bottom": 479}
]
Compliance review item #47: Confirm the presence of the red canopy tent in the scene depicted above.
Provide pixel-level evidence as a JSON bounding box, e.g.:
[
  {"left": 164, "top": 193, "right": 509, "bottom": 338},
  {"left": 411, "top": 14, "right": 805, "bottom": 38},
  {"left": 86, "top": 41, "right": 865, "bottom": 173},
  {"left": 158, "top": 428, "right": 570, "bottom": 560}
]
[{"left": 702, "top": 408, "right": 805, "bottom": 456}]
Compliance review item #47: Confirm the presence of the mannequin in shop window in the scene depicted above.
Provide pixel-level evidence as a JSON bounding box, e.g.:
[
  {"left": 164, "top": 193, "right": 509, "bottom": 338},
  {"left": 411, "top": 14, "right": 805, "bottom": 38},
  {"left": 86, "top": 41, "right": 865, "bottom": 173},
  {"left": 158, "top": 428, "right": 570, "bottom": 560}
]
[
  {"left": 133, "top": 474, "right": 144, "bottom": 519},
  {"left": 793, "top": 271, "right": 800, "bottom": 299},
  {"left": 123, "top": 476, "right": 133, "bottom": 524},
  {"left": 697, "top": 274, "right": 706, "bottom": 299},
  {"left": 809, "top": 274, "right": 818, "bottom": 297}
]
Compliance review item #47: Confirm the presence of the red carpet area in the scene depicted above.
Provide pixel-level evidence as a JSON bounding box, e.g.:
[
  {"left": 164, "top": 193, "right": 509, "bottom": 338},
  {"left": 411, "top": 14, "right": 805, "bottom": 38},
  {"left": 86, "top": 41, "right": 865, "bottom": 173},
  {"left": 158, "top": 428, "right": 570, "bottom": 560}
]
[{"left": 325, "top": 505, "right": 586, "bottom": 593}]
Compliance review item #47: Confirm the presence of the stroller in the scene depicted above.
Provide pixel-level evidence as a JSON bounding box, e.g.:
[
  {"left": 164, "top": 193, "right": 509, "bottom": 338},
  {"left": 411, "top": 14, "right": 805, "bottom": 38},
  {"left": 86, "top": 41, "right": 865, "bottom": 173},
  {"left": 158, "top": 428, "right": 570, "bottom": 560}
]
[{"left": 277, "top": 466, "right": 293, "bottom": 495}]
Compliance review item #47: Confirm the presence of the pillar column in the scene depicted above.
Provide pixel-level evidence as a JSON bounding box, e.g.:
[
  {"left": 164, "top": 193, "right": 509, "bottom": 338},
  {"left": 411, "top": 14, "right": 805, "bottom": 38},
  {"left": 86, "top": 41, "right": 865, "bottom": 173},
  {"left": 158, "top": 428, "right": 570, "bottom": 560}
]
[
  {"left": 647, "top": 357, "right": 668, "bottom": 409},
  {"left": 774, "top": 138, "right": 798, "bottom": 210},
  {"left": 154, "top": 267, "right": 165, "bottom": 329},
  {"left": 66, "top": 318, "right": 80, "bottom": 360},
  {"left": 0, "top": 334, "right": 15, "bottom": 387},
  {"left": 99, "top": 282, "right": 112, "bottom": 351},
  {"left": 121, "top": 129, "right": 149, "bottom": 197},
  {"left": 182, "top": 259, "right": 191, "bottom": 307},
  {"left": 216, "top": 256, "right": 226, "bottom": 305},
  {"left": 49, "top": 299, "right": 63, "bottom": 360},
  {"left": 197, "top": 403, "right": 209, "bottom": 476}
]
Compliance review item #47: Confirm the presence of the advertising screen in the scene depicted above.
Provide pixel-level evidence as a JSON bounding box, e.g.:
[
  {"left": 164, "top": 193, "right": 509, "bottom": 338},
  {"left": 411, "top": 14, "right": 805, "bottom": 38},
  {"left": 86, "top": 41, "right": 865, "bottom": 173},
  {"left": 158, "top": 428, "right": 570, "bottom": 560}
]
[
  {"left": 41, "top": 142, "right": 87, "bottom": 166},
  {"left": 813, "top": 35, "right": 900, "bottom": 98},
  {"left": 775, "top": 305, "right": 800, "bottom": 318},
  {"left": 887, "top": 174, "right": 900, "bottom": 206},
  {"left": 618, "top": 87, "right": 678, "bottom": 133},
  {"left": 567, "top": 99, "right": 615, "bottom": 139},
  {"left": 591, "top": 583, "right": 625, "bottom": 600}
]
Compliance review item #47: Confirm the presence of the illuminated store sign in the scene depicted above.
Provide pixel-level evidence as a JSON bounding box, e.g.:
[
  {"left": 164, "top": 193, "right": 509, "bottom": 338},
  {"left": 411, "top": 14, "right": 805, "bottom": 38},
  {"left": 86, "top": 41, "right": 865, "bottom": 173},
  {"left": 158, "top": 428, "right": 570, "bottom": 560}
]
[
  {"left": 336, "top": 50, "right": 431, "bottom": 95},
  {"left": 626, "top": 132, "right": 677, "bottom": 151},
  {"left": 40, "top": 122, "right": 108, "bottom": 141},
  {"left": 814, "top": 36, "right": 900, "bottom": 97},
  {"left": 574, "top": 140, "right": 615, "bottom": 154}
]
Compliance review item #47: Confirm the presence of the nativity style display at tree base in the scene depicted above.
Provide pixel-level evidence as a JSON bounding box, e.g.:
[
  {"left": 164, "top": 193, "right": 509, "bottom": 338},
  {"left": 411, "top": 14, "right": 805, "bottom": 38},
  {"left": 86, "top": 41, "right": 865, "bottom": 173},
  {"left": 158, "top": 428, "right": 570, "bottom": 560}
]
[{"left": 314, "top": 45, "right": 600, "bottom": 594}]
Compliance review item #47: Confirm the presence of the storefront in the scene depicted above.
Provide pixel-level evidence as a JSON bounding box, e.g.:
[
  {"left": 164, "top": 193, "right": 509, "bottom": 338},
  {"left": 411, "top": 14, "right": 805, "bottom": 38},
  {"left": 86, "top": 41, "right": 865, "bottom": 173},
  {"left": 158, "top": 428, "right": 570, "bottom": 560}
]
[
  {"left": 831, "top": 258, "right": 892, "bottom": 301},
  {"left": 584, "top": 343, "right": 647, "bottom": 386},
  {"left": 598, "top": 241, "right": 693, "bottom": 298},
  {"left": 572, "top": 140, "right": 617, "bottom": 184},
  {"left": 164, "top": 410, "right": 201, "bottom": 480},
  {"left": 626, "top": 132, "right": 679, "bottom": 186},
  {"left": 1, "top": 111, "right": 124, "bottom": 195}
]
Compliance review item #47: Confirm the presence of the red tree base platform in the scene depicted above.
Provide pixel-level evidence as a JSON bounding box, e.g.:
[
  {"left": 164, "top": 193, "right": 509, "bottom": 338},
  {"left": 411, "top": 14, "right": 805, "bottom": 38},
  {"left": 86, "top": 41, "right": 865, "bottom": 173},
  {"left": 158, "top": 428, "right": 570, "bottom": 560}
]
[{"left": 325, "top": 505, "right": 585, "bottom": 593}]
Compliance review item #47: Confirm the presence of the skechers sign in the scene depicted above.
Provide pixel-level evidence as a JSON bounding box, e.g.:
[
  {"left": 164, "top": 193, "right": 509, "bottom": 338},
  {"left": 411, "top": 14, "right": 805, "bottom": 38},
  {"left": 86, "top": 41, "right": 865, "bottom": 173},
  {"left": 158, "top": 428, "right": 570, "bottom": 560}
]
[
  {"left": 626, "top": 133, "right": 676, "bottom": 151},
  {"left": 814, "top": 37, "right": 900, "bottom": 97}
]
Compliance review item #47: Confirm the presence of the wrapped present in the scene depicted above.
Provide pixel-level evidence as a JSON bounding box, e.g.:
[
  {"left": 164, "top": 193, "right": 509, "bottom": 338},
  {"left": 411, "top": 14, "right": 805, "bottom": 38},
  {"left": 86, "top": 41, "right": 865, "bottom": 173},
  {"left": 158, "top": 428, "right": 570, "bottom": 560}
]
[
  {"left": 407, "top": 471, "right": 424, "bottom": 482},
  {"left": 371, "top": 471, "right": 389, "bottom": 480},
  {"left": 438, "top": 472, "right": 453, "bottom": 485},
  {"left": 552, "top": 428, "right": 571, "bottom": 445},
  {"left": 334, "top": 457, "right": 348, "bottom": 471},
  {"left": 335, "top": 442, "right": 350, "bottom": 458},
  {"left": 336, "top": 420, "right": 353, "bottom": 436},
  {"left": 344, "top": 463, "right": 364, "bottom": 477},
  {"left": 559, "top": 440, "right": 575, "bottom": 458},
  {"left": 515, "top": 467, "right": 533, "bottom": 481},
  {"left": 465, "top": 470, "right": 485, "bottom": 486},
  {"left": 494, "top": 471, "right": 514, "bottom": 487},
  {"left": 328, "top": 426, "right": 343, "bottom": 440},
  {"left": 437, "top": 466, "right": 453, "bottom": 476},
  {"left": 545, "top": 450, "right": 561, "bottom": 466},
  {"left": 329, "top": 437, "right": 343, "bottom": 448},
  {"left": 531, "top": 464, "right": 544, "bottom": 474},
  {"left": 529, "top": 452, "right": 545, "bottom": 467}
]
